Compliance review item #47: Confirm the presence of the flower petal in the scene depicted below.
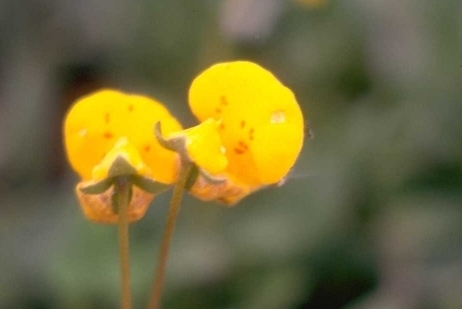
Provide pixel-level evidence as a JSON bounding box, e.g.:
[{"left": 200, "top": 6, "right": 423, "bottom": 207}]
[
  {"left": 91, "top": 137, "right": 152, "bottom": 180},
  {"left": 64, "top": 89, "right": 182, "bottom": 184},
  {"left": 164, "top": 118, "right": 228, "bottom": 175},
  {"left": 188, "top": 61, "right": 305, "bottom": 186}
]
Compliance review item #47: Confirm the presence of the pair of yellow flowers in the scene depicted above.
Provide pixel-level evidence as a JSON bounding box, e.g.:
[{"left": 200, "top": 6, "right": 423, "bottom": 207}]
[{"left": 64, "top": 61, "right": 306, "bottom": 223}]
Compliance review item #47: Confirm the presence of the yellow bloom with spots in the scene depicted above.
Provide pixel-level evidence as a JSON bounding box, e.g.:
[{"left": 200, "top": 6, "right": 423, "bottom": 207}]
[
  {"left": 183, "top": 61, "right": 306, "bottom": 204},
  {"left": 64, "top": 89, "right": 182, "bottom": 223}
]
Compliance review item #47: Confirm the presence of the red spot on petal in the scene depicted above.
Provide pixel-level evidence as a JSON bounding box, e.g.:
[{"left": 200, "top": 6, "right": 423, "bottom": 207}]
[
  {"left": 249, "top": 128, "right": 255, "bottom": 141},
  {"left": 144, "top": 145, "right": 151, "bottom": 152},
  {"left": 234, "top": 141, "right": 249, "bottom": 154},
  {"left": 238, "top": 141, "right": 248, "bottom": 150},
  {"left": 220, "top": 96, "right": 228, "bottom": 106}
]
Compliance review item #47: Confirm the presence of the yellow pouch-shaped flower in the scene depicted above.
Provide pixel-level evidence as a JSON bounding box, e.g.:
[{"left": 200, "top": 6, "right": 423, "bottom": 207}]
[
  {"left": 186, "top": 61, "right": 306, "bottom": 204},
  {"left": 64, "top": 89, "right": 182, "bottom": 183},
  {"left": 63, "top": 89, "right": 182, "bottom": 223}
]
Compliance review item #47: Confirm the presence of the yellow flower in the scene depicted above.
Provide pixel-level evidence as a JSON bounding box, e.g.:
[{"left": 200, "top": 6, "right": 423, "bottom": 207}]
[
  {"left": 64, "top": 89, "right": 182, "bottom": 223},
  {"left": 173, "top": 61, "right": 306, "bottom": 205}
]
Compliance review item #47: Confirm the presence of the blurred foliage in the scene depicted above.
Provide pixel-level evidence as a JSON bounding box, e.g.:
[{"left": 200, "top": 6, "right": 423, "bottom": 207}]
[{"left": 0, "top": 0, "right": 461, "bottom": 309}]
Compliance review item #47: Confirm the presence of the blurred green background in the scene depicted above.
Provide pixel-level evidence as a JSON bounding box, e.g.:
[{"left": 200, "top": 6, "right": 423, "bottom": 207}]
[{"left": 1, "top": 0, "right": 461, "bottom": 308}]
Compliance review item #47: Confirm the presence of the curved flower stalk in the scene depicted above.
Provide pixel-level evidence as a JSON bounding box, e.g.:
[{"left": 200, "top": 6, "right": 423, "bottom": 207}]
[
  {"left": 160, "top": 61, "right": 307, "bottom": 205},
  {"left": 64, "top": 89, "right": 182, "bottom": 223}
]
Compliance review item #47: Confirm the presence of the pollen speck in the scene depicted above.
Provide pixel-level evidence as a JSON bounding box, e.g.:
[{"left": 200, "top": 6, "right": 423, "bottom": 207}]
[{"left": 270, "top": 110, "right": 285, "bottom": 124}]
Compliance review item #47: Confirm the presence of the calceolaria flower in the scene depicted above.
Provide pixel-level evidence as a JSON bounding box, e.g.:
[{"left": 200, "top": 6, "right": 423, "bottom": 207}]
[
  {"left": 64, "top": 89, "right": 182, "bottom": 223},
  {"left": 158, "top": 61, "right": 307, "bottom": 205}
]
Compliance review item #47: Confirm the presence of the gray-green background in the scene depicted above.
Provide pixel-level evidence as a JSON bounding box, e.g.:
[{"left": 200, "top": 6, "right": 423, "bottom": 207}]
[{"left": 1, "top": 0, "right": 461, "bottom": 308}]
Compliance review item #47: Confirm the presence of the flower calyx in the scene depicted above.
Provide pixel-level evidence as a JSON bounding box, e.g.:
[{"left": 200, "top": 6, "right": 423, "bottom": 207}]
[
  {"left": 76, "top": 137, "right": 170, "bottom": 224},
  {"left": 154, "top": 120, "right": 227, "bottom": 191}
]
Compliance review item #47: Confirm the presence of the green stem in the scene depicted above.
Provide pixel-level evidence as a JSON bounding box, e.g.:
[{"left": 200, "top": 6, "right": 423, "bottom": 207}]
[
  {"left": 116, "top": 177, "right": 133, "bottom": 309},
  {"left": 147, "top": 162, "right": 192, "bottom": 309}
]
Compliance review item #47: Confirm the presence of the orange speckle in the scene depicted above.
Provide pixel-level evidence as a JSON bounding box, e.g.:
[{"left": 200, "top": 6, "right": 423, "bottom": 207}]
[
  {"left": 215, "top": 108, "right": 222, "bottom": 114},
  {"left": 144, "top": 145, "right": 151, "bottom": 152},
  {"left": 219, "top": 123, "right": 225, "bottom": 130},
  {"left": 234, "top": 141, "right": 249, "bottom": 154},
  {"left": 104, "top": 132, "right": 113, "bottom": 139},
  {"left": 240, "top": 120, "right": 246, "bottom": 128},
  {"left": 104, "top": 112, "right": 110, "bottom": 123},
  {"left": 128, "top": 104, "right": 134, "bottom": 112},
  {"left": 238, "top": 141, "right": 248, "bottom": 150},
  {"left": 249, "top": 128, "right": 254, "bottom": 140},
  {"left": 220, "top": 96, "right": 228, "bottom": 106}
]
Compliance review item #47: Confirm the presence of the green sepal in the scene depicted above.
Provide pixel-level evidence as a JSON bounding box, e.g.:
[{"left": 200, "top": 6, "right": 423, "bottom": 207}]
[
  {"left": 108, "top": 156, "right": 138, "bottom": 177},
  {"left": 154, "top": 122, "right": 175, "bottom": 151},
  {"left": 154, "top": 122, "right": 188, "bottom": 155},
  {"left": 79, "top": 177, "right": 114, "bottom": 195},
  {"left": 132, "top": 175, "right": 171, "bottom": 194},
  {"left": 183, "top": 164, "right": 226, "bottom": 191},
  {"left": 155, "top": 121, "right": 226, "bottom": 191}
]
